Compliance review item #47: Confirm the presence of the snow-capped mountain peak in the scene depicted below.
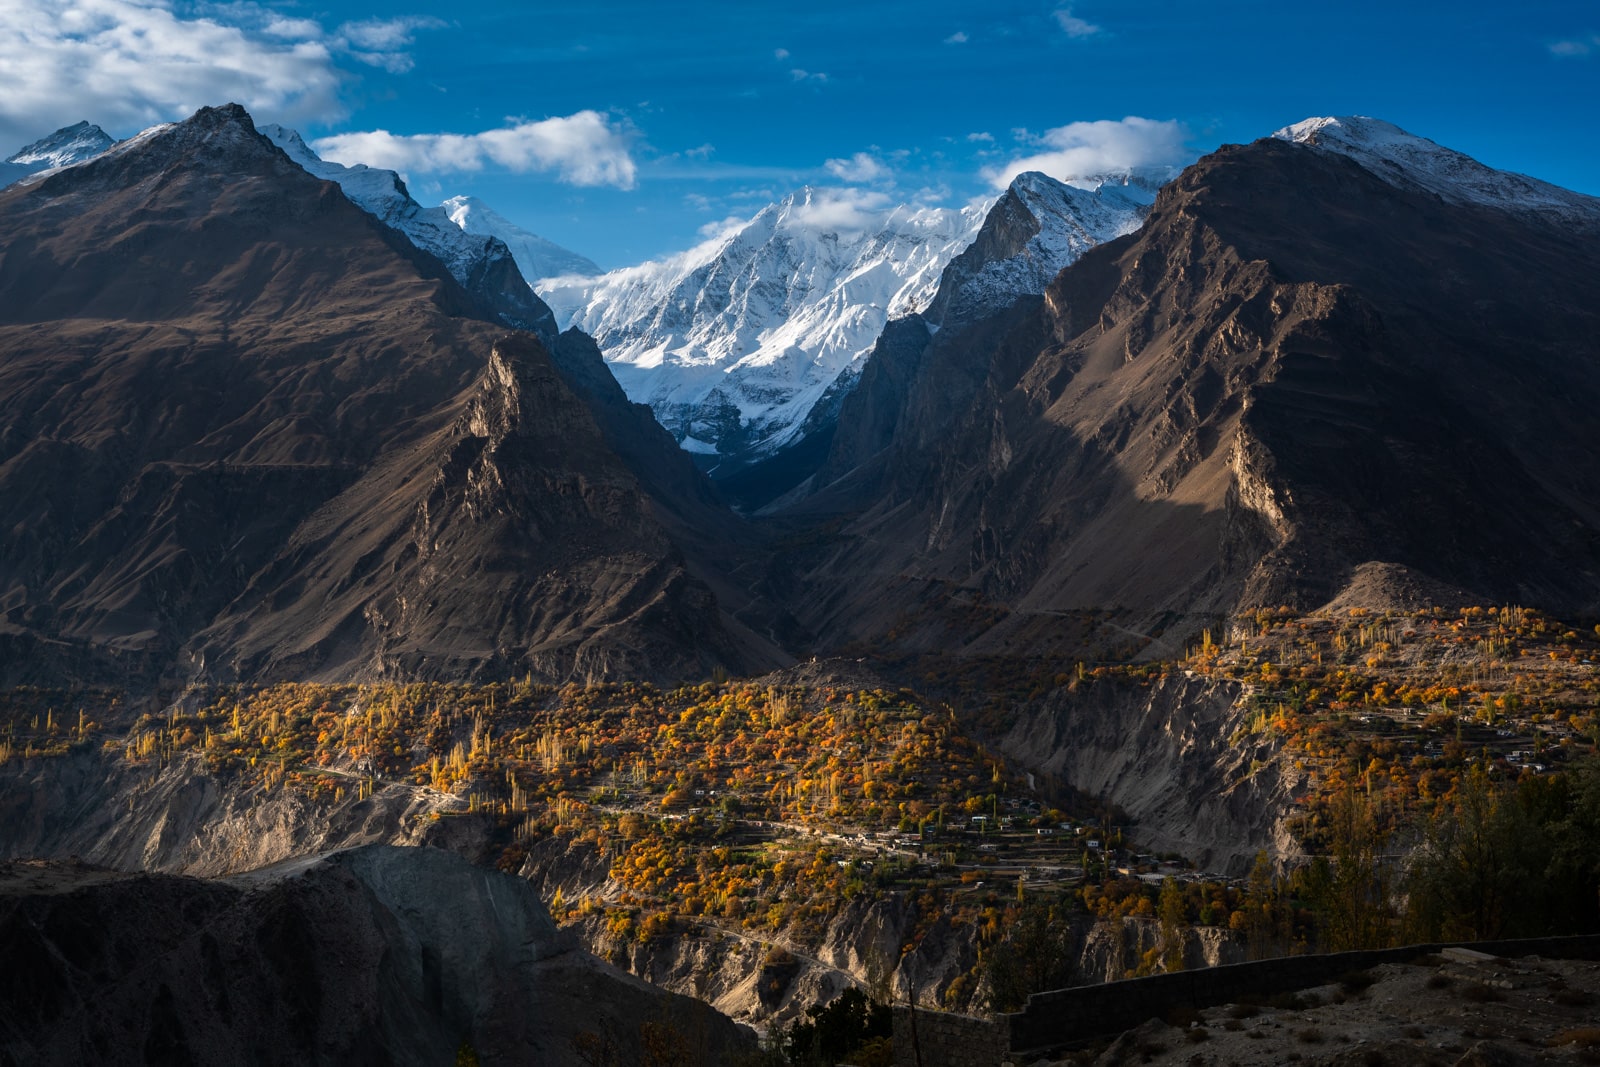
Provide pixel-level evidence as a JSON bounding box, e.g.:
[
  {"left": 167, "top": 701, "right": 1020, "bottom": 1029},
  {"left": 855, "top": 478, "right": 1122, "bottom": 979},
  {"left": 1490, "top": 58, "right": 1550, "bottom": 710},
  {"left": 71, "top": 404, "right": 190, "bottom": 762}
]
[
  {"left": 542, "top": 170, "right": 1159, "bottom": 467},
  {"left": 441, "top": 195, "right": 601, "bottom": 282},
  {"left": 1274, "top": 115, "right": 1600, "bottom": 228},
  {"left": 7, "top": 120, "right": 115, "bottom": 169},
  {"left": 1, "top": 120, "right": 117, "bottom": 188},
  {"left": 259, "top": 123, "right": 554, "bottom": 335},
  {"left": 538, "top": 188, "right": 993, "bottom": 464},
  {"left": 924, "top": 170, "right": 1152, "bottom": 328}
]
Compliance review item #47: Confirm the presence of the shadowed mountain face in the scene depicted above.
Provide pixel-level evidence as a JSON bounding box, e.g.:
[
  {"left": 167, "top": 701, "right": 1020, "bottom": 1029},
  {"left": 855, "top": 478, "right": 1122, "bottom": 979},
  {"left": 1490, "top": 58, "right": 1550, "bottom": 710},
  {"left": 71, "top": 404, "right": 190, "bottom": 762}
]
[
  {"left": 0, "top": 846, "right": 753, "bottom": 1067},
  {"left": 0, "top": 104, "right": 761, "bottom": 685},
  {"left": 784, "top": 135, "right": 1600, "bottom": 655}
]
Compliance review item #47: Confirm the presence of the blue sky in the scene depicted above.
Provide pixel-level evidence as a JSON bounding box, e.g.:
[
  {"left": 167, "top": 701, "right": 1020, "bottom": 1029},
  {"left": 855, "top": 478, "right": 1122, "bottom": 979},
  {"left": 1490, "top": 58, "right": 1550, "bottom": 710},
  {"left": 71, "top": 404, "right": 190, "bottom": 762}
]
[{"left": 2, "top": 1, "right": 1597, "bottom": 267}]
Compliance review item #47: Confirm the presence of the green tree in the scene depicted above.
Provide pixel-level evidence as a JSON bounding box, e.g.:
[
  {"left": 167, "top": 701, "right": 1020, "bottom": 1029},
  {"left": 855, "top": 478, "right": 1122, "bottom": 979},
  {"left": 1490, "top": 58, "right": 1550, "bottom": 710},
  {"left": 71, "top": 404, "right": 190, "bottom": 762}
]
[
  {"left": 980, "top": 901, "right": 1077, "bottom": 1012},
  {"left": 1403, "top": 767, "right": 1542, "bottom": 941},
  {"left": 780, "top": 988, "right": 891, "bottom": 1066}
]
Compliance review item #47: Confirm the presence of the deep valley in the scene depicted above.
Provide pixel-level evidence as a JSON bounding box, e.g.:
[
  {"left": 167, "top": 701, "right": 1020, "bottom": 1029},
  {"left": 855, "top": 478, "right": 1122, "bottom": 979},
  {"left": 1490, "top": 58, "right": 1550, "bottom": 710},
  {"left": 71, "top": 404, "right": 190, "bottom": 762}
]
[{"left": 3, "top": 97, "right": 1600, "bottom": 1066}]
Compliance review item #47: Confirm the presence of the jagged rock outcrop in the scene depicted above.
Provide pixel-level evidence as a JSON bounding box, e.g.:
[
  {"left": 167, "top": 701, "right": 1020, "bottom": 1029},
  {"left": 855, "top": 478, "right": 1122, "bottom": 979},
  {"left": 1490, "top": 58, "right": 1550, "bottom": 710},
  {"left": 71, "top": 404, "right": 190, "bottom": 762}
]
[
  {"left": 921, "top": 171, "right": 1156, "bottom": 330},
  {"left": 195, "top": 332, "right": 753, "bottom": 682},
  {"left": 0, "top": 845, "right": 753, "bottom": 1066}
]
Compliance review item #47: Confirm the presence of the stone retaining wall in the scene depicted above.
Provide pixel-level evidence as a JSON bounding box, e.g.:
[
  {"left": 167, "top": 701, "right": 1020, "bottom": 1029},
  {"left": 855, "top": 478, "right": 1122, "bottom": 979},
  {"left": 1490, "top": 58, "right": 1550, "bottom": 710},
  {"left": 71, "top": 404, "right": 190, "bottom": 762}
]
[
  {"left": 892, "top": 934, "right": 1600, "bottom": 1066},
  {"left": 889, "top": 1006, "right": 1009, "bottom": 1067}
]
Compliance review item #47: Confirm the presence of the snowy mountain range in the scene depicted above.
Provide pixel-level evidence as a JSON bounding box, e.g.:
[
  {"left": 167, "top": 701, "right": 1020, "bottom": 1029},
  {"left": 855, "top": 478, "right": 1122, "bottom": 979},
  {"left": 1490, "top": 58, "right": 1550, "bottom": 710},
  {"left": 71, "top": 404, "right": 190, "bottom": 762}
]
[
  {"left": 538, "top": 191, "right": 987, "bottom": 464},
  {"left": 538, "top": 173, "right": 1157, "bottom": 468},
  {"left": 6, "top": 110, "right": 1593, "bottom": 483}
]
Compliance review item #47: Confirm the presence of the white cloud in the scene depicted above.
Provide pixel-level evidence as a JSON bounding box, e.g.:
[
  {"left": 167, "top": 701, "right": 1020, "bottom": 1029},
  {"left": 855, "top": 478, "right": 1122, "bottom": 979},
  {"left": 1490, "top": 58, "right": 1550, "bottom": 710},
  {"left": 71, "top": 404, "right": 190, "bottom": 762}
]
[
  {"left": 339, "top": 16, "right": 440, "bottom": 52},
  {"left": 335, "top": 15, "right": 444, "bottom": 71},
  {"left": 1549, "top": 35, "right": 1598, "bottom": 56},
  {"left": 0, "top": 0, "right": 346, "bottom": 145},
  {"left": 983, "top": 116, "right": 1188, "bottom": 188},
  {"left": 773, "top": 47, "right": 790, "bottom": 60},
  {"left": 790, "top": 68, "right": 829, "bottom": 83},
  {"left": 697, "top": 214, "right": 749, "bottom": 240},
  {"left": 312, "top": 111, "right": 638, "bottom": 188},
  {"left": 824, "top": 151, "right": 892, "bottom": 184},
  {"left": 944, "top": 31, "right": 969, "bottom": 44},
  {"left": 1053, "top": 8, "right": 1102, "bottom": 37},
  {"left": 791, "top": 187, "right": 893, "bottom": 232},
  {"left": 967, "top": 131, "right": 995, "bottom": 143},
  {"left": 262, "top": 15, "right": 323, "bottom": 40}
]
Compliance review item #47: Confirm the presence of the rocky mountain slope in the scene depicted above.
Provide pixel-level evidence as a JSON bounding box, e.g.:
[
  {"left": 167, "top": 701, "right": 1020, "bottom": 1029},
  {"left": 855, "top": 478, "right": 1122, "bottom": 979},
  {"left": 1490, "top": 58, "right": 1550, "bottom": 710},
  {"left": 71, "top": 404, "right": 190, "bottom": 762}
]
[
  {"left": 0, "top": 103, "right": 766, "bottom": 686},
  {"left": 540, "top": 174, "right": 1152, "bottom": 474},
  {"left": 779, "top": 117, "right": 1600, "bottom": 656},
  {"left": 0, "top": 845, "right": 751, "bottom": 1066}
]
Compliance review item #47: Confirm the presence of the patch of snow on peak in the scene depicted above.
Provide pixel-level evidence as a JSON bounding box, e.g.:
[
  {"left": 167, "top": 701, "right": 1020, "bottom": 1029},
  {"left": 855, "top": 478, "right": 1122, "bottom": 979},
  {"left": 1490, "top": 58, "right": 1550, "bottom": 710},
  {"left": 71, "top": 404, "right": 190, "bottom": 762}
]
[
  {"left": 1274, "top": 116, "right": 1600, "bottom": 227},
  {"left": 2, "top": 120, "right": 116, "bottom": 188},
  {"left": 441, "top": 195, "right": 601, "bottom": 284},
  {"left": 539, "top": 189, "right": 996, "bottom": 462},
  {"left": 7, "top": 121, "right": 115, "bottom": 169},
  {"left": 925, "top": 169, "right": 1153, "bottom": 328}
]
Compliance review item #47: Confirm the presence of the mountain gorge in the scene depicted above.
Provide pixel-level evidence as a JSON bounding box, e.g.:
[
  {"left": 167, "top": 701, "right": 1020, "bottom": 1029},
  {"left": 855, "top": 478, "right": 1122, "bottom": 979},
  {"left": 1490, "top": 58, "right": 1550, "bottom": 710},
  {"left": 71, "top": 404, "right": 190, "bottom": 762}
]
[
  {"left": 4, "top": 103, "right": 1599, "bottom": 736},
  {"left": 4, "top": 102, "right": 1598, "bottom": 760}
]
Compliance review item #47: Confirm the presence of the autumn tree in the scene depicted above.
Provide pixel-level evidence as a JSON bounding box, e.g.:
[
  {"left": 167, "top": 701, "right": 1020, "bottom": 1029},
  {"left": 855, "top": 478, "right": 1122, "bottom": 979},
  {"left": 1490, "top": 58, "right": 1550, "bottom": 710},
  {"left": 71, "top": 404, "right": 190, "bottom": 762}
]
[
  {"left": 1310, "top": 786, "right": 1394, "bottom": 951},
  {"left": 1157, "top": 877, "right": 1187, "bottom": 971}
]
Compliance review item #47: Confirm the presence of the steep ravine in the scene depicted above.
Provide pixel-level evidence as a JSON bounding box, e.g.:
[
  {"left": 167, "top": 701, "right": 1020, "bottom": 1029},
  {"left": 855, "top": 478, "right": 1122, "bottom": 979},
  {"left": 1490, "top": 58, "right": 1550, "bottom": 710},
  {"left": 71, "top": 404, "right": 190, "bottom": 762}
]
[{"left": 991, "top": 673, "right": 1305, "bottom": 874}]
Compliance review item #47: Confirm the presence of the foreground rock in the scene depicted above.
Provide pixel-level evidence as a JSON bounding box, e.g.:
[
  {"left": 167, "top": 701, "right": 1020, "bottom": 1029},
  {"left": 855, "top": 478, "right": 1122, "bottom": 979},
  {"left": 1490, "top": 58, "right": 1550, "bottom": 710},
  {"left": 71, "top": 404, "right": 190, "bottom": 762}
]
[
  {"left": 1066, "top": 951, "right": 1600, "bottom": 1066},
  {"left": 0, "top": 845, "right": 752, "bottom": 1066}
]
